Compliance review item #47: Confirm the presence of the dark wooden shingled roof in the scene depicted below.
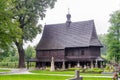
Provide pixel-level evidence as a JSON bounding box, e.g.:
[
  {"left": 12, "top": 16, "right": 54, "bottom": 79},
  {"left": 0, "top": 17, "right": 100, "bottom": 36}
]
[{"left": 36, "top": 20, "right": 102, "bottom": 50}]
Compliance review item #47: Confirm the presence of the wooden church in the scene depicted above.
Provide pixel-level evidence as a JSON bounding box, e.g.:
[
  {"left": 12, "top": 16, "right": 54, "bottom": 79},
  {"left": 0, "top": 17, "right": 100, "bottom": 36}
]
[{"left": 35, "top": 13, "right": 103, "bottom": 69}]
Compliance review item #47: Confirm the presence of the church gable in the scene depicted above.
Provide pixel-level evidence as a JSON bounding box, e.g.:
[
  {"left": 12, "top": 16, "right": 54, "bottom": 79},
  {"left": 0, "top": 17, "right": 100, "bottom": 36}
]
[{"left": 89, "top": 23, "right": 102, "bottom": 47}]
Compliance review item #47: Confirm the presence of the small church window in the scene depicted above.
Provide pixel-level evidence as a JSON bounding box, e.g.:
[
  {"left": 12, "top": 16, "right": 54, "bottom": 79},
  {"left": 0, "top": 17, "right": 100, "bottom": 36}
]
[{"left": 81, "top": 50, "right": 84, "bottom": 55}]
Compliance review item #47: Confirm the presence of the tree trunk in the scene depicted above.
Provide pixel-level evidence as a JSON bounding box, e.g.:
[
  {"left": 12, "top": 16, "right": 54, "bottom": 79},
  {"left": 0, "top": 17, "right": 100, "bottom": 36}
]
[{"left": 15, "top": 42, "right": 26, "bottom": 68}]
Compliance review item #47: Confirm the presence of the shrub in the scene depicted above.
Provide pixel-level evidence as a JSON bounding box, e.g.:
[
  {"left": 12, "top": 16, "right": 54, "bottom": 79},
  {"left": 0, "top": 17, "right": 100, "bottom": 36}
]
[
  {"left": 68, "top": 68, "right": 103, "bottom": 73},
  {"left": 104, "top": 65, "right": 114, "bottom": 72},
  {"left": 46, "top": 67, "right": 50, "bottom": 71},
  {"left": 85, "top": 68, "right": 103, "bottom": 73},
  {"left": 68, "top": 68, "right": 82, "bottom": 71},
  {"left": 0, "top": 62, "right": 18, "bottom": 68}
]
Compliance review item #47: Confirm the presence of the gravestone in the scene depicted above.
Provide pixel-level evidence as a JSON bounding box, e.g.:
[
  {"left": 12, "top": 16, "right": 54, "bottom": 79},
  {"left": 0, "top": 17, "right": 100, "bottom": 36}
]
[
  {"left": 62, "top": 61, "right": 65, "bottom": 70},
  {"left": 77, "top": 62, "right": 80, "bottom": 68},
  {"left": 50, "top": 57, "right": 55, "bottom": 71}
]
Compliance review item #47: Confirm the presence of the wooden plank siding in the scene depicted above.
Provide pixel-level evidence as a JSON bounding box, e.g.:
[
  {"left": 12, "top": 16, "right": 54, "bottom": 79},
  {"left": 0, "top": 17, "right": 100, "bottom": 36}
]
[
  {"left": 89, "top": 46, "right": 100, "bottom": 56},
  {"left": 36, "top": 50, "right": 65, "bottom": 62},
  {"left": 36, "top": 46, "right": 100, "bottom": 62}
]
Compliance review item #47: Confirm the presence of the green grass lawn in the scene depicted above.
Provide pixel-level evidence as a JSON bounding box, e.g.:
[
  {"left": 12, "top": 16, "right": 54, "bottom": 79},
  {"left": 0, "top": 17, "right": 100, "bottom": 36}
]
[
  {"left": 30, "top": 70, "right": 113, "bottom": 76},
  {"left": 30, "top": 70, "right": 74, "bottom": 75},
  {"left": 0, "top": 74, "right": 71, "bottom": 80},
  {"left": 0, "top": 74, "right": 112, "bottom": 80},
  {"left": 0, "top": 69, "right": 10, "bottom": 72},
  {"left": 0, "top": 69, "right": 113, "bottom": 80}
]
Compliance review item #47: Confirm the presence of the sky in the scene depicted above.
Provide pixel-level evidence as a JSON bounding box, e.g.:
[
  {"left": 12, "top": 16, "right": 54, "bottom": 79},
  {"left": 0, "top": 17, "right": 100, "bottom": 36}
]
[{"left": 24, "top": 0, "right": 120, "bottom": 48}]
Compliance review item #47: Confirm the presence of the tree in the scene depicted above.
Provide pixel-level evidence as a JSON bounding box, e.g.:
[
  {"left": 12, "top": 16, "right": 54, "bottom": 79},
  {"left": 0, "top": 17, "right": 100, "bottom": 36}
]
[
  {"left": 12, "top": 0, "right": 57, "bottom": 68},
  {"left": 0, "top": 0, "right": 22, "bottom": 51},
  {"left": 25, "top": 45, "right": 36, "bottom": 61},
  {"left": 98, "top": 34, "right": 107, "bottom": 55},
  {"left": 107, "top": 10, "right": 120, "bottom": 63},
  {"left": 0, "top": 47, "right": 18, "bottom": 62}
]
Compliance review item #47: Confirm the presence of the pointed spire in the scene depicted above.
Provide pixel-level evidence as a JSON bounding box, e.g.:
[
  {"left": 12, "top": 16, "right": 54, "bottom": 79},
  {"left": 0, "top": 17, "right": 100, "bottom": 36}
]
[
  {"left": 66, "top": 8, "right": 71, "bottom": 27},
  {"left": 66, "top": 8, "right": 71, "bottom": 22}
]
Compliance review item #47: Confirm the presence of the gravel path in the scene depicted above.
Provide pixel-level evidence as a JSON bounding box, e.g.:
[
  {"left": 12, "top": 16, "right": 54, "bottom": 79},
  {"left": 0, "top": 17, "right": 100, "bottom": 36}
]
[
  {"left": 0, "top": 68, "right": 32, "bottom": 74},
  {"left": 9, "top": 68, "right": 32, "bottom": 74}
]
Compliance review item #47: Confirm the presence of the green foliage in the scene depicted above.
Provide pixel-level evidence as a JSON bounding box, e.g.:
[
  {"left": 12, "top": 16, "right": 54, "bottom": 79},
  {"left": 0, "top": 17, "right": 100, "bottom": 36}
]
[
  {"left": 98, "top": 34, "right": 107, "bottom": 55},
  {"left": 10, "top": 0, "right": 57, "bottom": 68},
  {"left": 25, "top": 45, "right": 36, "bottom": 60},
  {"left": 0, "top": 62, "right": 18, "bottom": 68},
  {"left": 68, "top": 67, "right": 82, "bottom": 71},
  {"left": 104, "top": 64, "right": 114, "bottom": 72},
  {"left": 68, "top": 68, "right": 103, "bottom": 73},
  {"left": 0, "top": 47, "right": 18, "bottom": 62},
  {"left": 12, "top": 0, "right": 57, "bottom": 42},
  {"left": 0, "top": 0, "right": 57, "bottom": 68},
  {"left": 0, "top": 0, "right": 22, "bottom": 50},
  {"left": 107, "top": 10, "right": 120, "bottom": 62},
  {"left": 85, "top": 68, "right": 103, "bottom": 73},
  {"left": 44, "top": 67, "right": 104, "bottom": 73}
]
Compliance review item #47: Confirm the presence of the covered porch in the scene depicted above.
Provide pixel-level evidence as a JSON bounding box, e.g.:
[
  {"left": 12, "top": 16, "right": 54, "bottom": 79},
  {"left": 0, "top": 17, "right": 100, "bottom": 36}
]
[
  {"left": 65, "top": 56, "right": 105, "bottom": 68},
  {"left": 27, "top": 56, "right": 104, "bottom": 69}
]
